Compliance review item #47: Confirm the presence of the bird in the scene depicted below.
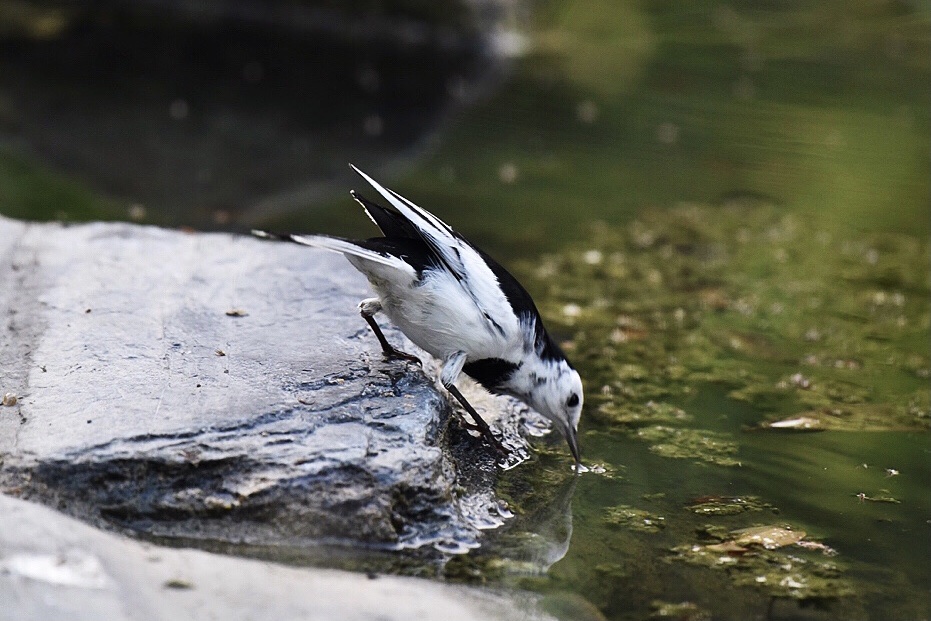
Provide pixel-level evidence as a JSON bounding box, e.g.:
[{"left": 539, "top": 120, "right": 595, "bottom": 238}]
[{"left": 253, "top": 165, "right": 583, "bottom": 465}]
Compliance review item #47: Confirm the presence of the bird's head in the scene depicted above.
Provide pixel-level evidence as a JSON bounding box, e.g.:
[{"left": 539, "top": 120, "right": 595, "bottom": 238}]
[{"left": 526, "top": 361, "right": 584, "bottom": 465}]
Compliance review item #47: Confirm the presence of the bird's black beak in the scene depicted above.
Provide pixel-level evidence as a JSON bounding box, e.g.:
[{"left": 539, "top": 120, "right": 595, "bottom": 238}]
[{"left": 566, "top": 424, "right": 581, "bottom": 467}]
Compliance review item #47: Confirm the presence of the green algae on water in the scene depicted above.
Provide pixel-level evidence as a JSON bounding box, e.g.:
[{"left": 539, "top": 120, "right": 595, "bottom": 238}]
[
  {"left": 635, "top": 426, "right": 740, "bottom": 467},
  {"left": 603, "top": 504, "right": 666, "bottom": 533},
  {"left": 527, "top": 205, "right": 930, "bottom": 435},
  {"left": 597, "top": 400, "right": 691, "bottom": 426},
  {"left": 671, "top": 524, "right": 853, "bottom": 602},
  {"left": 754, "top": 403, "right": 928, "bottom": 432},
  {"left": 686, "top": 495, "right": 777, "bottom": 516},
  {"left": 647, "top": 600, "right": 711, "bottom": 621}
]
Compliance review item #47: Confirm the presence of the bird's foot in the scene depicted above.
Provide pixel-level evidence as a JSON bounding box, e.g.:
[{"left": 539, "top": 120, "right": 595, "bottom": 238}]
[
  {"left": 383, "top": 347, "right": 422, "bottom": 366},
  {"left": 443, "top": 383, "right": 509, "bottom": 461},
  {"left": 453, "top": 412, "right": 481, "bottom": 431},
  {"left": 477, "top": 426, "right": 509, "bottom": 457},
  {"left": 454, "top": 413, "right": 507, "bottom": 455},
  {"left": 489, "top": 435, "right": 509, "bottom": 458},
  {"left": 361, "top": 310, "right": 421, "bottom": 366}
]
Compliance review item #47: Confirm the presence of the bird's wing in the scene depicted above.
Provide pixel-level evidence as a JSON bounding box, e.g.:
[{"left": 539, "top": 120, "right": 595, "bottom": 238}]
[
  {"left": 350, "top": 165, "right": 468, "bottom": 282},
  {"left": 475, "top": 247, "right": 567, "bottom": 361},
  {"left": 351, "top": 190, "right": 419, "bottom": 239},
  {"left": 350, "top": 165, "right": 517, "bottom": 338}
]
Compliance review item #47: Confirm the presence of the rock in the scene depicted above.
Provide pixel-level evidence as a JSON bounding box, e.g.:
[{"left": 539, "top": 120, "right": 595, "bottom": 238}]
[
  {"left": 0, "top": 215, "right": 510, "bottom": 553},
  {"left": 0, "top": 494, "right": 554, "bottom": 621}
]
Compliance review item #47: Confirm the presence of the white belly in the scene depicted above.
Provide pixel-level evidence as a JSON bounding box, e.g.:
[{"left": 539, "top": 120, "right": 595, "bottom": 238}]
[{"left": 369, "top": 269, "right": 520, "bottom": 362}]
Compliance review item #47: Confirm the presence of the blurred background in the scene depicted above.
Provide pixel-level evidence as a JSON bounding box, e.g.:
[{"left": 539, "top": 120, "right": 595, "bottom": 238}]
[
  {"left": 1, "top": 0, "right": 927, "bottom": 257},
  {"left": 2, "top": 2, "right": 929, "bottom": 620}
]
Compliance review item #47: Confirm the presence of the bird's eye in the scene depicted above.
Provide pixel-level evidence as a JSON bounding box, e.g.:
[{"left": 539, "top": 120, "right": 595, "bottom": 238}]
[{"left": 566, "top": 393, "right": 579, "bottom": 408}]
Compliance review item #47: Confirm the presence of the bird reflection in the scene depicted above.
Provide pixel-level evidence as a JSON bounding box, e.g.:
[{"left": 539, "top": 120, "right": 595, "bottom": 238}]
[{"left": 494, "top": 472, "right": 578, "bottom": 574}]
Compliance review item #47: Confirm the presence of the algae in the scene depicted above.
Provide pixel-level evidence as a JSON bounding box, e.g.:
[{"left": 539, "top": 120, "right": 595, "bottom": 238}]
[
  {"left": 596, "top": 401, "right": 691, "bottom": 426},
  {"left": 635, "top": 426, "right": 740, "bottom": 467},
  {"left": 603, "top": 505, "right": 666, "bottom": 534},
  {"left": 755, "top": 403, "right": 928, "bottom": 432},
  {"left": 647, "top": 600, "right": 711, "bottom": 621},
  {"left": 729, "top": 525, "right": 806, "bottom": 550},
  {"left": 671, "top": 524, "right": 853, "bottom": 601},
  {"left": 686, "top": 496, "right": 776, "bottom": 517},
  {"left": 493, "top": 196, "right": 929, "bottom": 621},
  {"left": 527, "top": 206, "right": 930, "bottom": 437},
  {"left": 853, "top": 492, "right": 901, "bottom": 504}
]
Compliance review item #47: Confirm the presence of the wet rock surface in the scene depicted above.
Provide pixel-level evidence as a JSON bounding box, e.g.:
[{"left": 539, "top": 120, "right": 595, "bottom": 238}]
[
  {"left": 0, "top": 494, "right": 554, "bottom": 621},
  {"left": 0, "top": 215, "right": 506, "bottom": 553}
]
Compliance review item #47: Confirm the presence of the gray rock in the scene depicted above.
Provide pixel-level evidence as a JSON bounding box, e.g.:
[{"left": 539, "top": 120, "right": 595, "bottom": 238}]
[
  {"left": 0, "top": 215, "right": 511, "bottom": 554},
  {"left": 0, "top": 494, "right": 554, "bottom": 621}
]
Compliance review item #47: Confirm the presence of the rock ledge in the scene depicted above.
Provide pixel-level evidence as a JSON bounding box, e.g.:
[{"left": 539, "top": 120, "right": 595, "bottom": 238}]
[{"left": 0, "top": 216, "right": 508, "bottom": 553}]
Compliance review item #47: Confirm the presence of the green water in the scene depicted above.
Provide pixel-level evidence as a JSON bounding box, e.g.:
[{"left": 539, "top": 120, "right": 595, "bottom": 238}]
[
  {"left": 2, "top": 1, "right": 928, "bottom": 619},
  {"left": 473, "top": 204, "right": 929, "bottom": 620},
  {"left": 409, "top": 3, "right": 929, "bottom": 618}
]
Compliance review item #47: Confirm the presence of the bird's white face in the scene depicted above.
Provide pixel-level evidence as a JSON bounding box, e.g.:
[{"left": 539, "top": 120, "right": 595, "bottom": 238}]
[{"left": 529, "top": 363, "right": 584, "bottom": 463}]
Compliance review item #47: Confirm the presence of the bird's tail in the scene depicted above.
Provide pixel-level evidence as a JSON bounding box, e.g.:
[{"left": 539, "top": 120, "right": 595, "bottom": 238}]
[{"left": 251, "top": 229, "right": 401, "bottom": 268}]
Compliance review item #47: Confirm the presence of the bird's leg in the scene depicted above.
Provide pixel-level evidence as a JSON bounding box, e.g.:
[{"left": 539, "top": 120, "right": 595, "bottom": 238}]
[
  {"left": 359, "top": 298, "right": 420, "bottom": 365},
  {"left": 441, "top": 352, "right": 507, "bottom": 455},
  {"left": 455, "top": 417, "right": 482, "bottom": 432},
  {"left": 446, "top": 385, "right": 507, "bottom": 455}
]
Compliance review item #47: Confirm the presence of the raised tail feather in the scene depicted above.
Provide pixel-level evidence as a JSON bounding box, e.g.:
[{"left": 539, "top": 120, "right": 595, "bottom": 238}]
[{"left": 251, "top": 229, "right": 405, "bottom": 270}]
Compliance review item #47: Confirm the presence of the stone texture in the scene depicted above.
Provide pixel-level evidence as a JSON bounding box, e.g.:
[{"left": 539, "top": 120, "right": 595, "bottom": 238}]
[
  {"left": 0, "top": 215, "right": 506, "bottom": 552},
  {"left": 0, "top": 494, "right": 553, "bottom": 621}
]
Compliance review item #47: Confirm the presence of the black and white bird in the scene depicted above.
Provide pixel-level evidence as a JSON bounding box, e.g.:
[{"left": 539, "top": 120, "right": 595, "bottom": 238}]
[{"left": 253, "top": 165, "right": 583, "bottom": 464}]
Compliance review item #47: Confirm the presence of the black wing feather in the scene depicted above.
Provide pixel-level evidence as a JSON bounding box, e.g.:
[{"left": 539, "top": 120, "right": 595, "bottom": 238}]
[
  {"left": 475, "top": 247, "right": 569, "bottom": 363},
  {"left": 351, "top": 191, "right": 420, "bottom": 239},
  {"left": 351, "top": 187, "right": 568, "bottom": 364},
  {"left": 353, "top": 190, "right": 464, "bottom": 282},
  {"left": 463, "top": 357, "right": 520, "bottom": 392},
  {"left": 357, "top": 237, "right": 438, "bottom": 277}
]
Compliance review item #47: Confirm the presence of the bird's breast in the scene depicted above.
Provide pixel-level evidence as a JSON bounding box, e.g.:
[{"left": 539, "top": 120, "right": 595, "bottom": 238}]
[{"left": 373, "top": 273, "right": 521, "bottom": 361}]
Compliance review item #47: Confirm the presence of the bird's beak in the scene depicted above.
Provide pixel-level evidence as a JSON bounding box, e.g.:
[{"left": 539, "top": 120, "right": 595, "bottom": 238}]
[{"left": 565, "top": 424, "right": 581, "bottom": 466}]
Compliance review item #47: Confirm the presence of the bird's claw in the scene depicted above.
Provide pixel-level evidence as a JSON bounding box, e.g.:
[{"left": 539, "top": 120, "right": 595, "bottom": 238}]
[
  {"left": 481, "top": 429, "right": 509, "bottom": 457},
  {"left": 453, "top": 414, "right": 508, "bottom": 457},
  {"left": 489, "top": 436, "right": 509, "bottom": 458},
  {"left": 384, "top": 348, "right": 422, "bottom": 366},
  {"left": 455, "top": 414, "right": 481, "bottom": 432}
]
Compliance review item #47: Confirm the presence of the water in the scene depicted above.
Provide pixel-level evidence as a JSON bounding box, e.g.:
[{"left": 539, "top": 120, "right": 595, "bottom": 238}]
[
  {"left": 1, "top": 1, "right": 928, "bottom": 619},
  {"left": 422, "top": 3, "right": 929, "bottom": 615},
  {"left": 494, "top": 399, "right": 931, "bottom": 620},
  {"left": 486, "top": 201, "right": 929, "bottom": 618}
]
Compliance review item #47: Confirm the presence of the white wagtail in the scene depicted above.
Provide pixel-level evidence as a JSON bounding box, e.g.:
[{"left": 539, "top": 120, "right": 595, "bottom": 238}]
[{"left": 253, "top": 165, "right": 583, "bottom": 464}]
